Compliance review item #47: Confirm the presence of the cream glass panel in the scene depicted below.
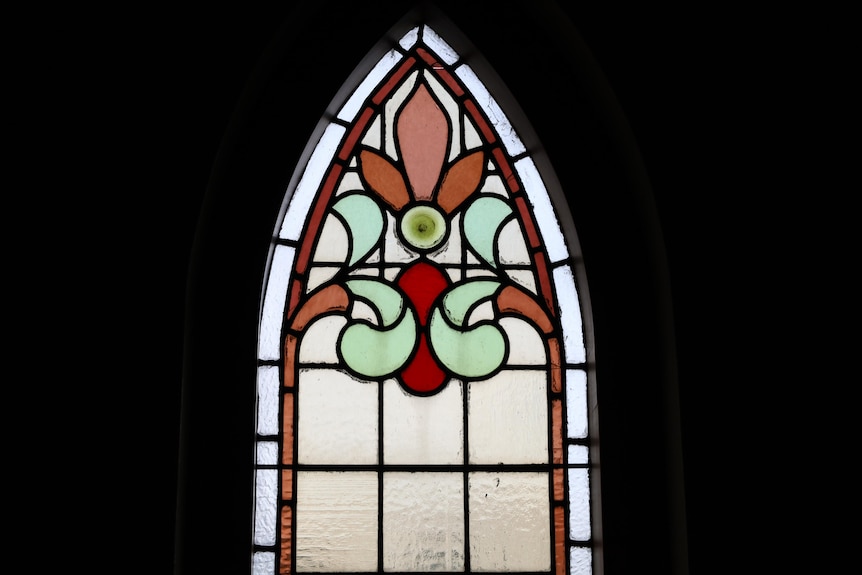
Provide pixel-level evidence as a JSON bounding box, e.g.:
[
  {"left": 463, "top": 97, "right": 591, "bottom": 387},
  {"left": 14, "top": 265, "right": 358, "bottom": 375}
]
[{"left": 468, "top": 370, "right": 548, "bottom": 464}]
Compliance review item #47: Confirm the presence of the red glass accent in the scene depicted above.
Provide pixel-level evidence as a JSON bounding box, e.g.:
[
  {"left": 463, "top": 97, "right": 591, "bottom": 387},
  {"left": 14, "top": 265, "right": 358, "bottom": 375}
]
[
  {"left": 282, "top": 393, "right": 294, "bottom": 465},
  {"left": 464, "top": 100, "right": 496, "bottom": 144},
  {"left": 554, "top": 505, "right": 566, "bottom": 575},
  {"left": 399, "top": 333, "right": 446, "bottom": 393},
  {"left": 280, "top": 506, "right": 292, "bottom": 574},
  {"left": 397, "top": 261, "right": 449, "bottom": 326},
  {"left": 552, "top": 399, "right": 563, "bottom": 464},
  {"left": 397, "top": 261, "right": 450, "bottom": 393},
  {"left": 534, "top": 251, "right": 556, "bottom": 316},
  {"left": 339, "top": 106, "right": 375, "bottom": 161},
  {"left": 492, "top": 147, "right": 519, "bottom": 193},
  {"left": 515, "top": 196, "right": 540, "bottom": 248},
  {"left": 418, "top": 48, "right": 465, "bottom": 96},
  {"left": 372, "top": 56, "right": 417, "bottom": 105}
]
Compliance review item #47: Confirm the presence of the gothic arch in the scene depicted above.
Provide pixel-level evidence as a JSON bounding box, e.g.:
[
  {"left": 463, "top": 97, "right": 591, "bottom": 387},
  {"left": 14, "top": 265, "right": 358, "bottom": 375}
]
[{"left": 177, "top": 2, "right": 687, "bottom": 574}]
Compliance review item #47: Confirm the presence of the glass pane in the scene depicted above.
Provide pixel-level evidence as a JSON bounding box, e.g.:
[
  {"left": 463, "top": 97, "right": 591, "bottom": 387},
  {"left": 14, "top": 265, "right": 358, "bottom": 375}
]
[
  {"left": 295, "top": 472, "right": 378, "bottom": 571},
  {"left": 383, "top": 379, "right": 463, "bottom": 465},
  {"left": 297, "top": 369, "right": 378, "bottom": 464},
  {"left": 566, "top": 369, "right": 588, "bottom": 439},
  {"left": 279, "top": 123, "right": 346, "bottom": 241},
  {"left": 553, "top": 265, "right": 586, "bottom": 364},
  {"left": 253, "top": 552, "right": 275, "bottom": 575},
  {"left": 259, "top": 245, "right": 295, "bottom": 360},
  {"left": 257, "top": 365, "right": 280, "bottom": 435},
  {"left": 254, "top": 469, "right": 278, "bottom": 546},
  {"left": 383, "top": 472, "right": 465, "bottom": 571},
  {"left": 570, "top": 546, "right": 592, "bottom": 575},
  {"left": 468, "top": 370, "right": 548, "bottom": 464},
  {"left": 567, "top": 468, "right": 591, "bottom": 541},
  {"left": 468, "top": 472, "right": 551, "bottom": 571}
]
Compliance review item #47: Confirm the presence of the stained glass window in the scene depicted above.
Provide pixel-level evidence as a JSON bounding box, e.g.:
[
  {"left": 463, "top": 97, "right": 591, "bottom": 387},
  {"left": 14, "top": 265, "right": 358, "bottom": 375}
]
[{"left": 252, "top": 20, "right": 595, "bottom": 575}]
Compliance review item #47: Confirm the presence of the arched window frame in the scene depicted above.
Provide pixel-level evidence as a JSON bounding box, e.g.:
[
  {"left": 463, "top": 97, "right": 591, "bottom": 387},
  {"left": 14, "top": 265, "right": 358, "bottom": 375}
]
[{"left": 176, "top": 3, "right": 687, "bottom": 575}]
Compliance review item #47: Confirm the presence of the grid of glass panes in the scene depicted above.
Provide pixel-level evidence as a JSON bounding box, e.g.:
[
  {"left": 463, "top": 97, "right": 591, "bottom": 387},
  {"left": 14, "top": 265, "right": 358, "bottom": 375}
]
[{"left": 253, "top": 24, "right": 593, "bottom": 575}]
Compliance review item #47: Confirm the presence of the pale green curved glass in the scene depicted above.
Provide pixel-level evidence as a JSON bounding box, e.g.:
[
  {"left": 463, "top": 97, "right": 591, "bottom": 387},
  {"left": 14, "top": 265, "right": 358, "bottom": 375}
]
[{"left": 333, "top": 194, "right": 384, "bottom": 266}]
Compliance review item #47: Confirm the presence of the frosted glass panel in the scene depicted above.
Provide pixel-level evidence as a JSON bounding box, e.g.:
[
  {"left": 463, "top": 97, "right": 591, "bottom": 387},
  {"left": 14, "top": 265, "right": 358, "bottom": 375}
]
[
  {"left": 515, "top": 157, "right": 569, "bottom": 264},
  {"left": 383, "top": 472, "right": 465, "bottom": 571},
  {"left": 468, "top": 472, "right": 550, "bottom": 571},
  {"left": 499, "top": 317, "right": 546, "bottom": 364},
  {"left": 298, "top": 315, "right": 346, "bottom": 364},
  {"left": 297, "top": 369, "right": 378, "bottom": 464},
  {"left": 469, "top": 370, "right": 548, "bottom": 464},
  {"left": 567, "top": 468, "right": 591, "bottom": 541},
  {"left": 568, "top": 444, "right": 589, "bottom": 465},
  {"left": 252, "top": 551, "right": 275, "bottom": 575},
  {"left": 259, "top": 245, "right": 295, "bottom": 360},
  {"left": 256, "top": 365, "right": 280, "bottom": 435},
  {"left": 566, "top": 369, "right": 588, "bottom": 439},
  {"left": 295, "top": 472, "right": 378, "bottom": 572},
  {"left": 383, "top": 379, "right": 463, "bottom": 464},
  {"left": 279, "top": 123, "right": 346, "bottom": 240},
  {"left": 398, "top": 27, "right": 419, "bottom": 50},
  {"left": 256, "top": 441, "right": 278, "bottom": 465},
  {"left": 570, "top": 547, "right": 592, "bottom": 575},
  {"left": 553, "top": 265, "right": 586, "bottom": 364},
  {"left": 254, "top": 469, "right": 277, "bottom": 546}
]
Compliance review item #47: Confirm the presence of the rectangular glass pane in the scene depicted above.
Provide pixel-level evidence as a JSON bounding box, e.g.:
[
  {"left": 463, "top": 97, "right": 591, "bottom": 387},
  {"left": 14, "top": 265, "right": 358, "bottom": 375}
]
[
  {"left": 516, "top": 157, "right": 569, "bottom": 264},
  {"left": 566, "top": 369, "right": 588, "bottom": 439},
  {"left": 279, "top": 123, "right": 346, "bottom": 240},
  {"left": 256, "top": 441, "right": 278, "bottom": 465},
  {"left": 259, "top": 245, "right": 295, "bottom": 360},
  {"left": 567, "top": 468, "right": 591, "bottom": 541},
  {"left": 570, "top": 546, "right": 592, "bottom": 575},
  {"left": 256, "top": 365, "right": 280, "bottom": 435},
  {"left": 295, "top": 472, "right": 378, "bottom": 572},
  {"left": 297, "top": 369, "right": 378, "bottom": 464},
  {"left": 252, "top": 551, "right": 275, "bottom": 575},
  {"left": 254, "top": 469, "right": 278, "bottom": 546},
  {"left": 383, "top": 472, "right": 465, "bottom": 571},
  {"left": 468, "top": 472, "right": 550, "bottom": 571},
  {"left": 568, "top": 443, "right": 589, "bottom": 465},
  {"left": 383, "top": 379, "right": 463, "bottom": 464},
  {"left": 468, "top": 370, "right": 548, "bottom": 464},
  {"left": 552, "top": 265, "right": 586, "bottom": 364}
]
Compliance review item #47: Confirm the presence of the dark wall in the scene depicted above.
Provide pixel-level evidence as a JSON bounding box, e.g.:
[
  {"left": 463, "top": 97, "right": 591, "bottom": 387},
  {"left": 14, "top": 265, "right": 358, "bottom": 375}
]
[{"left": 38, "top": 2, "right": 838, "bottom": 574}]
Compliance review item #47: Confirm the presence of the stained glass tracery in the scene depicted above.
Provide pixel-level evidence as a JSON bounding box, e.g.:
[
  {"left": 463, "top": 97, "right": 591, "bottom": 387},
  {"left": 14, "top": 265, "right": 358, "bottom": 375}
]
[{"left": 254, "top": 21, "right": 594, "bottom": 575}]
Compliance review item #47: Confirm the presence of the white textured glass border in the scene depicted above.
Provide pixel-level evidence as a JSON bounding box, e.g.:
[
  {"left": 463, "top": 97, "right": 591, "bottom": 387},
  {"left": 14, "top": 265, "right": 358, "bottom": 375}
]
[
  {"left": 278, "top": 124, "right": 347, "bottom": 241},
  {"left": 553, "top": 265, "right": 586, "bottom": 364},
  {"left": 455, "top": 64, "right": 526, "bottom": 156},
  {"left": 515, "top": 157, "right": 569, "bottom": 263},
  {"left": 337, "top": 49, "right": 404, "bottom": 122},
  {"left": 258, "top": 245, "right": 296, "bottom": 360}
]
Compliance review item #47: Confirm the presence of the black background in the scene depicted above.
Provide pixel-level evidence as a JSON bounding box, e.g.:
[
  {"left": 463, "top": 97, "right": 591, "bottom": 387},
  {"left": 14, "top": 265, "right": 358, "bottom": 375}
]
[{"left": 18, "top": 3, "right": 849, "bottom": 574}]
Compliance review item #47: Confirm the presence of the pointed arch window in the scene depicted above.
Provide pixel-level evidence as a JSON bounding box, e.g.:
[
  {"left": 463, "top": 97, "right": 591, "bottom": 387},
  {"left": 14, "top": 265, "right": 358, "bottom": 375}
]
[{"left": 252, "top": 19, "right": 596, "bottom": 575}]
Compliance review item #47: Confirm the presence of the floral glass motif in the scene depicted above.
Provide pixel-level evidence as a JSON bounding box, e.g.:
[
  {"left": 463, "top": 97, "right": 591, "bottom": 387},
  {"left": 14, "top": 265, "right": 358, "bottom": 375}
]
[{"left": 253, "top": 23, "right": 593, "bottom": 575}]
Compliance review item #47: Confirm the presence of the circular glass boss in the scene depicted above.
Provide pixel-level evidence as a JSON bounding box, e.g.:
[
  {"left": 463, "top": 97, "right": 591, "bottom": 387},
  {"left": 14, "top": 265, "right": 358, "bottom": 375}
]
[{"left": 399, "top": 204, "right": 448, "bottom": 251}]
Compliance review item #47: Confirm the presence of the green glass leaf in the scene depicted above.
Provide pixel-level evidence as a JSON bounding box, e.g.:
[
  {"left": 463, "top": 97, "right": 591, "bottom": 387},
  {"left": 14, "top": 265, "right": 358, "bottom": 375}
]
[
  {"left": 333, "top": 194, "right": 384, "bottom": 266},
  {"left": 345, "top": 279, "right": 404, "bottom": 326},
  {"left": 440, "top": 280, "right": 501, "bottom": 327},
  {"left": 429, "top": 308, "right": 506, "bottom": 378},
  {"left": 463, "top": 196, "right": 513, "bottom": 268},
  {"left": 340, "top": 312, "right": 417, "bottom": 378}
]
